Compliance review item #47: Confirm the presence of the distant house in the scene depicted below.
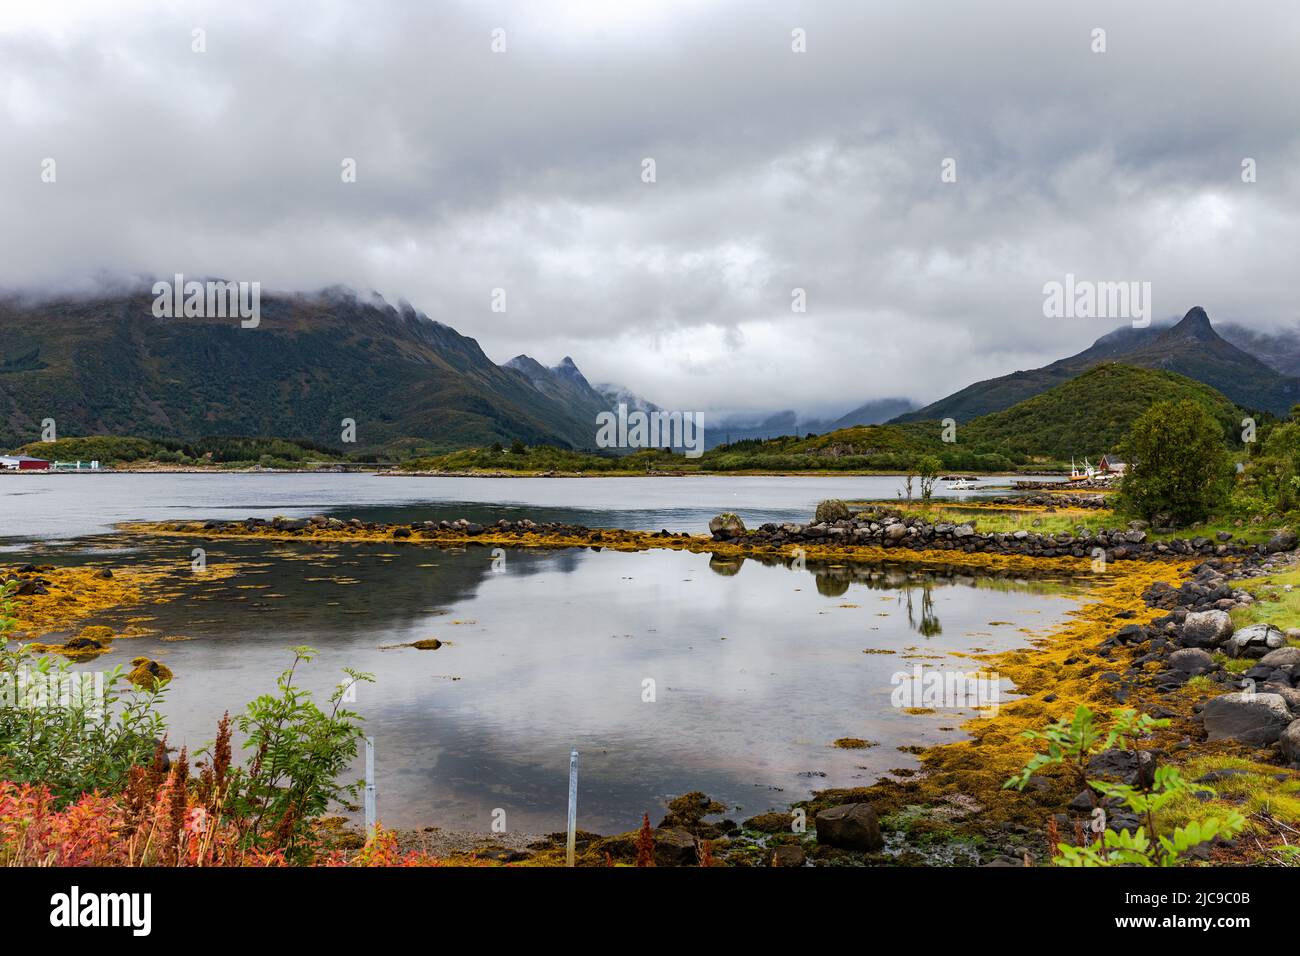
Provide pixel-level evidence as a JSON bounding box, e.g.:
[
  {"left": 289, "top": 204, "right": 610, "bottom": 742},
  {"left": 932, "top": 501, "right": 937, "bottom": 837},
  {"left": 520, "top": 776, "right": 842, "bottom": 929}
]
[
  {"left": 1099, "top": 454, "right": 1127, "bottom": 475},
  {"left": 0, "top": 455, "right": 51, "bottom": 471}
]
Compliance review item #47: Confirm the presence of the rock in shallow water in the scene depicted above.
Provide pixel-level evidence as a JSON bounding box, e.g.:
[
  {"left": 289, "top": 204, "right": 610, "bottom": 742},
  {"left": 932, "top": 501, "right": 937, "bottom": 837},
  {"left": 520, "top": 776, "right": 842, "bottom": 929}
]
[{"left": 707, "top": 512, "right": 746, "bottom": 539}]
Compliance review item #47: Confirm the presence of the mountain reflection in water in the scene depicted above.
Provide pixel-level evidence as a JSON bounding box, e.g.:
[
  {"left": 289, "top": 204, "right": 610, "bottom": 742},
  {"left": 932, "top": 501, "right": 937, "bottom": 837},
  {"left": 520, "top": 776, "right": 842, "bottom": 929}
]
[{"left": 51, "top": 534, "right": 1083, "bottom": 833}]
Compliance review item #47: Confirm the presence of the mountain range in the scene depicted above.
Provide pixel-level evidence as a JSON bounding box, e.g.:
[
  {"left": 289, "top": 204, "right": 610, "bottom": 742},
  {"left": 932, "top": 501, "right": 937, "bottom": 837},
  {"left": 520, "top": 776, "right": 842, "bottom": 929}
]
[
  {"left": 1, "top": 289, "right": 1294, "bottom": 456},
  {"left": 0, "top": 289, "right": 599, "bottom": 453},
  {"left": 892, "top": 307, "right": 1300, "bottom": 424}
]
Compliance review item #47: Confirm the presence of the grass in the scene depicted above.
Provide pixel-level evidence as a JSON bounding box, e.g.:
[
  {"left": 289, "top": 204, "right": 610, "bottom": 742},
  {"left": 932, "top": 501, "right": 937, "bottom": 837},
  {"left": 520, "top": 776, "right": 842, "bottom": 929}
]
[
  {"left": 1231, "top": 568, "right": 1300, "bottom": 635},
  {"left": 1156, "top": 755, "right": 1300, "bottom": 837},
  {"left": 859, "top": 502, "right": 1279, "bottom": 546}
]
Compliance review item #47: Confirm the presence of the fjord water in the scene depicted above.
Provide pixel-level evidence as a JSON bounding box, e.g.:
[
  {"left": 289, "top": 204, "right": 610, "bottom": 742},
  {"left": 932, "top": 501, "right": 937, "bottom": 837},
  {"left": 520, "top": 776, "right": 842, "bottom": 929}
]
[
  {"left": 2, "top": 474, "right": 1083, "bottom": 833},
  {"left": 0, "top": 471, "right": 1053, "bottom": 543}
]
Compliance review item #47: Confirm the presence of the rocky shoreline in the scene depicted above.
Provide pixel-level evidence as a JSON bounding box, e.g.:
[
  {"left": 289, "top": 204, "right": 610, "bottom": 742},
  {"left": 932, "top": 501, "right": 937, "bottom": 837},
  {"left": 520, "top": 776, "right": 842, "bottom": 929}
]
[
  {"left": 95, "top": 506, "right": 1300, "bottom": 864},
  {"left": 135, "top": 507, "right": 1296, "bottom": 567}
]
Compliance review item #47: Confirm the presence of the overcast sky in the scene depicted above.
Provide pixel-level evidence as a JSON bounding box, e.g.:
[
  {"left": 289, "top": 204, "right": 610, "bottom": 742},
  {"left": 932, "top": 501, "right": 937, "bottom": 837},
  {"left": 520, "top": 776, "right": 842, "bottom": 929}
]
[{"left": 3, "top": 0, "right": 1298, "bottom": 418}]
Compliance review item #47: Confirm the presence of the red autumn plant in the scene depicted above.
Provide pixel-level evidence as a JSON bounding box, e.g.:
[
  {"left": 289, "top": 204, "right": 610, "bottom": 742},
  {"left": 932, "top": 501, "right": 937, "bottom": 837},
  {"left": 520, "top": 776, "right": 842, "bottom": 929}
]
[
  {"left": 0, "top": 781, "right": 500, "bottom": 867},
  {"left": 635, "top": 812, "right": 655, "bottom": 867},
  {"left": 698, "top": 839, "right": 714, "bottom": 867}
]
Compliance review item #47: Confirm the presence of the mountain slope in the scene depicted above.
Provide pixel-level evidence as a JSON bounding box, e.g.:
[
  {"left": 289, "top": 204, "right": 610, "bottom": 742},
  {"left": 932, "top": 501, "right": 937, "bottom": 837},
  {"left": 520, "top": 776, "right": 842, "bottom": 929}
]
[
  {"left": 894, "top": 307, "right": 1300, "bottom": 422},
  {"left": 503, "top": 354, "right": 611, "bottom": 428},
  {"left": 828, "top": 397, "right": 916, "bottom": 430},
  {"left": 1219, "top": 322, "right": 1300, "bottom": 377},
  {"left": 959, "top": 363, "right": 1243, "bottom": 459},
  {"left": 711, "top": 364, "right": 1244, "bottom": 468},
  {"left": 0, "top": 288, "right": 598, "bottom": 452}
]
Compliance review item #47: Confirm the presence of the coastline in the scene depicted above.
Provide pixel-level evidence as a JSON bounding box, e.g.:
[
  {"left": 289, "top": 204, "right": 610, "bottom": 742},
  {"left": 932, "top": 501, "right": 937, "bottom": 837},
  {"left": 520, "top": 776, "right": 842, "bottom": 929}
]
[{"left": 8, "top": 509, "right": 1298, "bottom": 866}]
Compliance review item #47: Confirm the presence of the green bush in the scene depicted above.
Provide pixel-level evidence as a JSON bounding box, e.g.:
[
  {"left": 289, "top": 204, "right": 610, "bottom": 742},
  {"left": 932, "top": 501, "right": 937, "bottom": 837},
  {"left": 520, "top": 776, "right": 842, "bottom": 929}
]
[
  {"left": 1117, "top": 400, "right": 1234, "bottom": 525},
  {"left": 0, "top": 581, "right": 165, "bottom": 802}
]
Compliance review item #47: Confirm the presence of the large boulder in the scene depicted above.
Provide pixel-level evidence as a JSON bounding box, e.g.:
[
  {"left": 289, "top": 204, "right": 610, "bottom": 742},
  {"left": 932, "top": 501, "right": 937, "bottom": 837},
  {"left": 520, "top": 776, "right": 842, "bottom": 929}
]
[
  {"left": 1179, "top": 610, "right": 1233, "bottom": 648},
  {"left": 1222, "top": 624, "right": 1286, "bottom": 659},
  {"left": 652, "top": 827, "right": 698, "bottom": 866},
  {"left": 1281, "top": 720, "right": 1300, "bottom": 766},
  {"left": 815, "top": 802, "right": 883, "bottom": 851},
  {"left": 814, "top": 499, "right": 850, "bottom": 524},
  {"left": 1259, "top": 646, "right": 1300, "bottom": 669},
  {"left": 1264, "top": 529, "right": 1298, "bottom": 553},
  {"left": 1202, "top": 692, "right": 1293, "bottom": 746},
  {"left": 707, "top": 513, "right": 746, "bottom": 539},
  {"left": 1168, "top": 647, "right": 1215, "bottom": 675}
]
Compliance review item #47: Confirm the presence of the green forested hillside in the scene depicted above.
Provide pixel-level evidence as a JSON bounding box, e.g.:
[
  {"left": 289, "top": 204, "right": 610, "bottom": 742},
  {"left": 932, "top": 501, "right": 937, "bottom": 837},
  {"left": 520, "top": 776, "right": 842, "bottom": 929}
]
[
  {"left": 894, "top": 307, "right": 1299, "bottom": 423},
  {"left": 958, "top": 364, "right": 1244, "bottom": 459},
  {"left": 0, "top": 289, "right": 600, "bottom": 453}
]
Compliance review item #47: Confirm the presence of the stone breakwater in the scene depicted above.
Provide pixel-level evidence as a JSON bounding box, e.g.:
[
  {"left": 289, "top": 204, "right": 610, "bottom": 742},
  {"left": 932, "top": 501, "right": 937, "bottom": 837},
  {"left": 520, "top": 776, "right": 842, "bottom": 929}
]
[
  {"left": 981, "top": 493, "right": 1109, "bottom": 510},
  {"left": 714, "top": 511, "right": 1296, "bottom": 562},
  {"left": 133, "top": 512, "right": 1297, "bottom": 567}
]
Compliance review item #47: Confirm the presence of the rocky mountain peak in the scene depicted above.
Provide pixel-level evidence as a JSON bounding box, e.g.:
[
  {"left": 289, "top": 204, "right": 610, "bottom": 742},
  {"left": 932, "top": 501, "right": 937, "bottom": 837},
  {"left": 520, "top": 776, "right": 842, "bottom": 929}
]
[{"left": 1164, "top": 306, "right": 1218, "bottom": 343}]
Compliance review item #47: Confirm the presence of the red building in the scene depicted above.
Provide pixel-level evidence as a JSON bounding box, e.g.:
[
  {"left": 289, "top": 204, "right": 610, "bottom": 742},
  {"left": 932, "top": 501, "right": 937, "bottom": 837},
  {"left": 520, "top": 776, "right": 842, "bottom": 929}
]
[{"left": 0, "top": 455, "right": 51, "bottom": 471}]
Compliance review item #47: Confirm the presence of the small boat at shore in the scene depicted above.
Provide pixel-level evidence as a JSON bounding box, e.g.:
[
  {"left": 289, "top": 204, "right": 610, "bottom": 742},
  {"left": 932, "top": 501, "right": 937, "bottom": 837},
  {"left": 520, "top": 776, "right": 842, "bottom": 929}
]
[
  {"left": 1068, "top": 457, "right": 1097, "bottom": 482},
  {"left": 945, "top": 478, "right": 978, "bottom": 491}
]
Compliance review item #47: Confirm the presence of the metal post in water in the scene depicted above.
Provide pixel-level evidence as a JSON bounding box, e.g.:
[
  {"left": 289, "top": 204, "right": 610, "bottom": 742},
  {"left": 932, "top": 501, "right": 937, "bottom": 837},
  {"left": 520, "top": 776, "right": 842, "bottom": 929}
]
[
  {"left": 565, "top": 748, "right": 579, "bottom": 867},
  {"left": 364, "top": 736, "right": 376, "bottom": 833}
]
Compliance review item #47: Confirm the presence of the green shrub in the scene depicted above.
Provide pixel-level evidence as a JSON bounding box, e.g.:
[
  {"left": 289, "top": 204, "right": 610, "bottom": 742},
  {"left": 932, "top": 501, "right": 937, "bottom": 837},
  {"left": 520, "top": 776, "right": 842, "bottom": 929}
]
[
  {"left": 0, "top": 581, "right": 166, "bottom": 802},
  {"left": 1118, "top": 400, "right": 1234, "bottom": 525}
]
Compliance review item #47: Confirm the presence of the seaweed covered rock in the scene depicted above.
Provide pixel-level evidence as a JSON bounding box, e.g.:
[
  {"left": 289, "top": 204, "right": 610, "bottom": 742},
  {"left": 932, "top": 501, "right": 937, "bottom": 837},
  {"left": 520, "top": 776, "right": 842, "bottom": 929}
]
[
  {"left": 659, "top": 791, "right": 727, "bottom": 831},
  {"left": 127, "top": 657, "right": 174, "bottom": 690},
  {"left": 814, "top": 499, "right": 850, "bottom": 524},
  {"left": 743, "top": 811, "right": 794, "bottom": 833}
]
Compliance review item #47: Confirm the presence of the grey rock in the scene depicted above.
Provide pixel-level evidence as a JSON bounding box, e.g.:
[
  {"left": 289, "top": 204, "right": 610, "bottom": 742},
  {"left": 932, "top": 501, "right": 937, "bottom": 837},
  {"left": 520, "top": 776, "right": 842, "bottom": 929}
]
[
  {"left": 1179, "top": 610, "right": 1234, "bottom": 648},
  {"left": 1281, "top": 720, "right": 1300, "bottom": 766},
  {"left": 1086, "top": 749, "right": 1155, "bottom": 788},
  {"left": 1265, "top": 530, "right": 1297, "bottom": 553},
  {"left": 1223, "top": 623, "right": 1286, "bottom": 659},
  {"left": 1169, "top": 647, "right": 1215, "bottom": 675},
  {"left": 708, "top": 513, "right": 746, "bottom": 539},
  {"left": 1259, "top": 646, "right": 1300, "bottom": 669},
  {"left": 1202, "top": 692, "right": 1293, "bottom": 745}
]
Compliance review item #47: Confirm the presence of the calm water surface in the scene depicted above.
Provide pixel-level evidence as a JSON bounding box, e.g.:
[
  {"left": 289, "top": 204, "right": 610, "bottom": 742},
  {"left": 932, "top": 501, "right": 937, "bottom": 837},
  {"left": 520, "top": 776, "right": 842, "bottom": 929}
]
[{"left": 1, "top": 474, "right": 1083, "bottom": 833}]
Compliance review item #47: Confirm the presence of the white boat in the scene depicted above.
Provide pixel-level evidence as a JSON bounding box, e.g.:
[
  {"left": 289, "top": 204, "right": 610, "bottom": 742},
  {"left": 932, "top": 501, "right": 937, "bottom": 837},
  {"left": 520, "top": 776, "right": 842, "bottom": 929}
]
[
  {"left": 1068, "top": 457, "right": 1097, "bottom": 482},
  {"left": 945, "top": 478, "right": 978, "bottom": 491}
]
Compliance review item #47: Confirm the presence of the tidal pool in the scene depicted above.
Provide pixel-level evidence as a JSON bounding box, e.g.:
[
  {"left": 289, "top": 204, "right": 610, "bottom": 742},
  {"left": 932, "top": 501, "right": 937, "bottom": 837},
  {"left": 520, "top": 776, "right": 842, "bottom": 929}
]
[{"left": 50, "top": 533, "right": 1086, "bottom": 834}]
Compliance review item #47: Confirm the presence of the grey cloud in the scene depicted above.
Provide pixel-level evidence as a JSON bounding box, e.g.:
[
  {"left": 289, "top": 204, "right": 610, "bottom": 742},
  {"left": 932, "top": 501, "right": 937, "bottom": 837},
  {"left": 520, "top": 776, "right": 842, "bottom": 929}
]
[{"left": 2, "top": 0, "right": 1298, "bottom": 416}]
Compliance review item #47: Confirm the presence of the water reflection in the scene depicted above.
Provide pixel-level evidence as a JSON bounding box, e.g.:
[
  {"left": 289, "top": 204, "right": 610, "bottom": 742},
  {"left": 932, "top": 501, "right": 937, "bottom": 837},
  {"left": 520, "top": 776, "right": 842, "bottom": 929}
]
[{"left": 50, "top": 536, "right": 1083, "bottom": 834}]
